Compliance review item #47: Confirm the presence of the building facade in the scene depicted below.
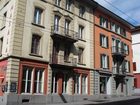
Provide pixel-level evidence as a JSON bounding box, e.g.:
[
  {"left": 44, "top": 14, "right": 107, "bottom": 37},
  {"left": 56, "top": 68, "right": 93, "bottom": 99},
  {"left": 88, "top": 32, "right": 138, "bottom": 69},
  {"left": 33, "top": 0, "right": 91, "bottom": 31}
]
[
  {"left": 132, "top": 26, "right": 140, "bottom": 93},
  {"left": 0, "top": 0, "right": 97, "bottom": 104},
  {"left": 93, "top": 5, "right": 134, "bottom": 96},
  {"left": 0, "top": 0, "right": 134, "bottom": 105}
]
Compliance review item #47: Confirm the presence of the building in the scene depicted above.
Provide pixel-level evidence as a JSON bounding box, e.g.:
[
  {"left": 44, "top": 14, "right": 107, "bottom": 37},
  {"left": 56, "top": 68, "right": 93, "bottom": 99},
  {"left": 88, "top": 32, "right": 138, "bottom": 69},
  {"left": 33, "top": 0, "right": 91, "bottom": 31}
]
[
  {"left": 93, "top": 5, "right": 134, "bottom": 96},
  {"left": 132, "top": 26, "right": 140, "bottom": 93},
  {"left": 0, "top": 0, "right": 134, "bottom": 105},
  {"left": 0, "top": 0, "right": 97, "bottom": 104}
]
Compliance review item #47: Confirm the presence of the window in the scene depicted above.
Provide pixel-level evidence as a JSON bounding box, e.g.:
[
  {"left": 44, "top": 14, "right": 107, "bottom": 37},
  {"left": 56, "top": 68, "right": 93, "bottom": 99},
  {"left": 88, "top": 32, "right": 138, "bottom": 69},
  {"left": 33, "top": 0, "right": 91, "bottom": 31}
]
[
  {"left": 65, "top": 19, "right": 70, "bottom": 35},
  {"left": 22, "top": 67, "right": 33, "bottom": 93},
  {"left": 81, "top": 75, "right": 87, "bottom": 94},
  {"left": 54, "top": 15, "right": 60, "bottom": 32},
  {"left": 100, "top": 34, "right": 108, "bottom": 48},
  {"left": 100, "top": 16, "right": 108, "bottom": 28},
  {"left": 100, "top": 77, "right": 108, "bottom": 94},
  {"left": 124, "top": 60, "right": 130, "bottom": 73},
  {"left": 55, "top": 0, "right": 61, "bottom": 6},
  {"left": 2, "top": 12, "right": 7, "bottom": 28},
  {"left": 74, "top": 74, "right": 80, "bottom": 94},
  {"left": 64, "top": 45, "right": 70, "bottom": 62},
  {"left": 100, "top": 54, "right": 109, "bottom": 69},
  {"left": 115, "top": 25, "right": 120, "bottom": 34},
  {"left": 111, "top": 22, "right": 115, "bottom": 32},
  {"left": 123, "top": 43, "right": 129, "bottom": 55},
  {"left": 78, "top": 48, "right": 84, "bottom": 64},
  {"left": 34, "top": 7, "right": 43, "bottom": 25},
  {"left": 74, "top": 74, "right": 88, "bottom": 94},
  {"left": 78, "top": 25, "right": 84, "bottom": 39},
  {"left": 133, "top": 62, "right": 136, "bottom": 71},
  {"left": 0, "top": 37, "right": 3, "bottom": 55},
  {"left": 34, "top": 69, "right": 44, "bottom": 93},
  {"left": 51, "top": 73, "right": 58, "bottom": 93},
  {"left": 79, "top": 6, "right": 85, "bottom": 18},
  {"left": 134, "top": 78, "right": 137, "bottom": 88},
  {"left": 31, "top": 34, "right": 41, "bottom": 55},
  {"left": 21, "top": 66, "right": 45, "bottom": 94},
  {"left": 66, "top": 0, "right": 72, "bottom": 11},
  {"left": 120, "top": 27, "right": 126, "bottom": 36},
  {"left": 62, "top": 74, "right": 68, "bottom": 93}
]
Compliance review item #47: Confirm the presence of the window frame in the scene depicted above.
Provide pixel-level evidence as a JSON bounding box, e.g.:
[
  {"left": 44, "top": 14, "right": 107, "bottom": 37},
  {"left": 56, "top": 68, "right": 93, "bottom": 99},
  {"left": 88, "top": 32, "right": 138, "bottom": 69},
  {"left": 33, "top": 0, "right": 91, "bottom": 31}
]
[
  {"left": 78, "top": 25, "right": 84, "bottom": 40},
  {"left": 33, "top": 7, "right": 44, "bottom": 25},
  {"left": 65, "top": 0, "right": 72, "bottom": 11},
  {"left": 31, "top": 34, "right": 41, "bottom": 55},
  {"left": 79, "top": 5, "right": 85, "bottom": 18},
  {"left": 78, "top": 47, "right": 84, "bottom": 64},
  {"left": 100, "top": 16, "right": 108, "bottom": 28},
  {"left": 100, "top": 54, "right": 109, "bottom": 69},
  {"left": 55, "top": 0, "right": 61, "bottom": 7},
  {"left": 20, "top": 65, "right": 46, "bottom": 94},
  {"left": 74, "top": 73, "right": 88, "bottom": 95},
  {"left": 100, "top": 34, "right": 108, "bottom": 48}
]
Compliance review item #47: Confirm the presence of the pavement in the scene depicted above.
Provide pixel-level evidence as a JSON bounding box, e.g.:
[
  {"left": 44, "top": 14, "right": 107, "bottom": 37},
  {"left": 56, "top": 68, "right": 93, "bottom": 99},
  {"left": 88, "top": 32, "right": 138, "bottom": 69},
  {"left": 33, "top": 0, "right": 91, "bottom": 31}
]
[{"left": 48, "top": 95, "right": 140, "bottom": 105}]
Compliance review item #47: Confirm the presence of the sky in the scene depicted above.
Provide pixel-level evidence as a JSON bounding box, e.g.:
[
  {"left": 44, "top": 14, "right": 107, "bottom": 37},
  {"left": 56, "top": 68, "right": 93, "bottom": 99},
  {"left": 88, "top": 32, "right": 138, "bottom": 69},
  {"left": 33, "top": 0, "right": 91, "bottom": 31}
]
[{"left": 94, "top": 0, "right": 140, "bottom": 26}]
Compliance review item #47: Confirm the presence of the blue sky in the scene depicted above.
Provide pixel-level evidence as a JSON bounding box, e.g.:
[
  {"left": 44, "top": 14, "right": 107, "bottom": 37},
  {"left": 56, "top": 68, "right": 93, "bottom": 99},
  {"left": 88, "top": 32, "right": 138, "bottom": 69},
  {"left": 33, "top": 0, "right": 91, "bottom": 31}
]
[{"left": 94, "top": 0, "right": 140, "bottom": 26}]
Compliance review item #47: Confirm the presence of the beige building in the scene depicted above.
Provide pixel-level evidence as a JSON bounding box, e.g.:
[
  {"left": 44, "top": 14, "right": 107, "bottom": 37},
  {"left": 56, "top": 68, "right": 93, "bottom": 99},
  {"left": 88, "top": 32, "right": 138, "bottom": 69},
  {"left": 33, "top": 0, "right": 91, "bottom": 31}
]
[{"left": 0, "top": 0, "right": 97, "bottom": 104}]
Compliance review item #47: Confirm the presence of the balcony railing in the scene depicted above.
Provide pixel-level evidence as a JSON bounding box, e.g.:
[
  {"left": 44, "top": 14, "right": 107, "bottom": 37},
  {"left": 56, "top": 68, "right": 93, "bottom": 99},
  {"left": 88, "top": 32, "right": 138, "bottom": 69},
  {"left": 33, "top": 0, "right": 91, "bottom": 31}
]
[
  {"left": 112, "top": 46, "right": 128, "bottom": 56},
  {"left": 50, "top": 54, "right": 77, "bottom": 66},
  {"left": 51, "top": 25, "right": 78, "bottom": 42},
  {"left": 112, "top": 67, "right": 126, "bottom": 75}
]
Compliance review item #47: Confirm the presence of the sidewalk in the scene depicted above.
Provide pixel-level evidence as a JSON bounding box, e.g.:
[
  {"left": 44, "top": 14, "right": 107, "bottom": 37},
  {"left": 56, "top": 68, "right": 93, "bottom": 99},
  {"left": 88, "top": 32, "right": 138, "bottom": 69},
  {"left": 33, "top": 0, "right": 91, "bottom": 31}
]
[{"left": 48, "top": 95, "right": 140, "bottom": 105}]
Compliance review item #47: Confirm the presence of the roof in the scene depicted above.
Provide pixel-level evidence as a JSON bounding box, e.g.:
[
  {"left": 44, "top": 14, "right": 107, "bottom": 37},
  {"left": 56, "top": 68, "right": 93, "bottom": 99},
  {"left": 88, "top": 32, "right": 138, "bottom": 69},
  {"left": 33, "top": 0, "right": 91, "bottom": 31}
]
[
  {"left": 89, "top": 0, "right": 135, "bottom": 29},
  {"left": 131, "top": 25, "right": 140, "bottom": 32}
]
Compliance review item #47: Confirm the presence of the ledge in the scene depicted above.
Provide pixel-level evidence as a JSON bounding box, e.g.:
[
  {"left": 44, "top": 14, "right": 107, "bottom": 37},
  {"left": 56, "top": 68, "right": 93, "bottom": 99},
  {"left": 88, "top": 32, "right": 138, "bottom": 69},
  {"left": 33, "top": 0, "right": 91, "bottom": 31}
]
[
  {"left": 31, "top": 23, "right": 45, "bottom": 29},
  {"left": 29, "top": 53, "right": 43, "bottom": 58}
]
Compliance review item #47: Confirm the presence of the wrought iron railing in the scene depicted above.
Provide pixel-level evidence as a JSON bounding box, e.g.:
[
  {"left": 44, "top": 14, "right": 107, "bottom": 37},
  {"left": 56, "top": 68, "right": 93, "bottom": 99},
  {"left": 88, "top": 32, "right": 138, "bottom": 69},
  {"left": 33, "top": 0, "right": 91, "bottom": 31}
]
[
  {"left": 112, "top": 67, "right": 126, "bottom": 75},
  {"left": 51, "top": 25, "right": 78, "bottom": 41},
  {"left": 112, "top": 46, "right": 128, "bottom": 55},
  {"left": 50, "top": 54, "right": 77, "bottom": 66}
]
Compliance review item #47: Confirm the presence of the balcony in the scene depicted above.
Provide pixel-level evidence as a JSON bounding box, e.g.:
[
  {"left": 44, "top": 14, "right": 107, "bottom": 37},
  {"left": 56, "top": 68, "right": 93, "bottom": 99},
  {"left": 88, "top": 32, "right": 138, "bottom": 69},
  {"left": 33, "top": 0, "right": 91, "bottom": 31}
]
[
  {"left": 112, "top": 46, "right": 128, "bottom": 58},
  {"left": 50, "top": 54, "right": 77, "bottom": 67},
  {"left": 51, "top": 25, "right": 78, "bottom": 43},
  {"left": 112, "top": 67, "right": 126, "bottom": 76}
]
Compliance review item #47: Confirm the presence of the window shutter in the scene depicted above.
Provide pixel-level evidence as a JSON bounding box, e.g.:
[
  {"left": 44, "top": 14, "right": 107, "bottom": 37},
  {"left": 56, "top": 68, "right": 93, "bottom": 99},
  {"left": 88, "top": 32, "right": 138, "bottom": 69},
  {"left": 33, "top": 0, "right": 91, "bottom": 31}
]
[
  {"left": 100, "top": 34, "right": 102, "bottom": 46},
  {"left": 127, "top": 45, "right": 129, "bottom": 55},
  {"left": 133, "top": 62, "right": 136, "bottom": 71},
  {"left": 107, "top": 56, "right": 109, "bottom": 69},
  {"left": 100, "top": 54, "right": 102, "bottom": 68},
  {"left": 106, "top": 19, "right": 108, "bottom": 28},
  {"left": 107, "top": 37, "right": 109, "bottom": 48},
  {"left": 100, "top": 16, "right": 102, "bottom": 26},
  {"left": 128, "top": 61, "right": 130, "bottom": 73}
]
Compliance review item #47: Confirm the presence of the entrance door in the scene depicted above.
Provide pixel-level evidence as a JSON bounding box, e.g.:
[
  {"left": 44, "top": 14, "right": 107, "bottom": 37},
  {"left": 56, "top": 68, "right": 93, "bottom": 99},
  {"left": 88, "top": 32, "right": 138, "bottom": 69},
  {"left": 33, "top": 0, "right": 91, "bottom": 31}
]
[{"left": 100, "top": 76, "right": 109, "bottom": 94}]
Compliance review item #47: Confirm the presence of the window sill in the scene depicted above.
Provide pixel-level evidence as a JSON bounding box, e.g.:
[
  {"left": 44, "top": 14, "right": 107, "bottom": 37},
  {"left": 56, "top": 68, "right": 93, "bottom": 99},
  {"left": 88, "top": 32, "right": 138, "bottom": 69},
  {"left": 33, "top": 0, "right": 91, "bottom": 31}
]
[
  {"left": 40, "top": 0, "right": 48, "bottom": 3},
  {"left": 78, "top": 63, "right": 86, "bottom": 66},
  {"left": 78, "top": 38, "right": 86, "bottom": 42},
  {"left": 78, "top": 16, "right": 86, "bottom": 21},
  {"left": 101, "top": 46, "right": 108, "bottom": 49},
  {"left": 64, "top": 60, "right": 71, "bottom": 63},
  {"left": 101, "top": 68, "right": 109, "bottom": 70},
  {"left": 32, "top": 23, "right": 45, "bottom": 28},
  {"left": 65, "top": 9, "right": 73, "bottom": 14},
  {"left": 29, "top": 53, "right": 43, "bottom": 58},
  {"left": 0, "top": 26, "right": 6, "bottom": 30}
]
